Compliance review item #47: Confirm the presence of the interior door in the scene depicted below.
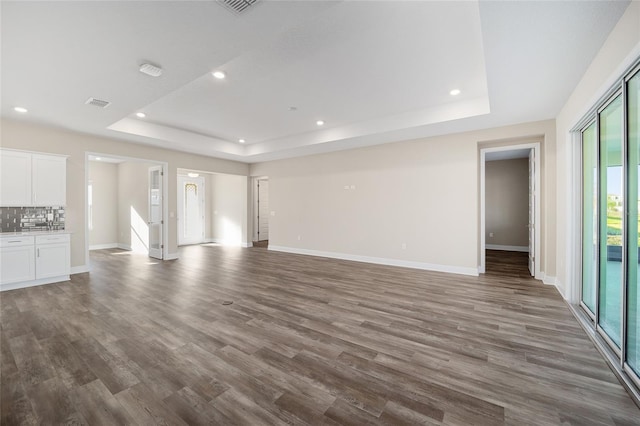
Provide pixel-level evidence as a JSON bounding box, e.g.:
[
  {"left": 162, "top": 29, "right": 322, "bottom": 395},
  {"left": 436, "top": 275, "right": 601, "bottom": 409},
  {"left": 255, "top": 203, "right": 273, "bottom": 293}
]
[
  {"left": 178, "top": 175, "right": 205, "bottom": 246},
  {"left": 148, "top": 166, "right": 163, "bottom": 259},
  {"left": 528, "top": 149, "right": 535, "bottom": 276},
  {"left": 257, "top": 179, "right": 269, "bottom": 241}
]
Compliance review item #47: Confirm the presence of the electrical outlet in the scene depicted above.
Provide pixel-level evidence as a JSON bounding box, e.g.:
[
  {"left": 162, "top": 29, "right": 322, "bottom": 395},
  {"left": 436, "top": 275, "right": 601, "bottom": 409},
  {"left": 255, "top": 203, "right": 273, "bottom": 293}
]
[
  {"left": 297, "top": 235, "right": 301, "bottom": 241},
  {"left": 401, "top": 243, "right": 407, "bottom": 250},
  {"left": 489, "top": 232, "right": 494, "bottom": 238}
]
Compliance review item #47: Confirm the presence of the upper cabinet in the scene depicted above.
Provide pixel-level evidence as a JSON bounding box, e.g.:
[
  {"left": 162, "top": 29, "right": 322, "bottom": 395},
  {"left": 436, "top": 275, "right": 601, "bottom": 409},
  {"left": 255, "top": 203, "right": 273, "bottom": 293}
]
[
  {"left": 32, "top": 154, "right": 66, "bottom": 206},
  {"left": 0, "top": 150, "right": 32, "bottom": 206},
  {"left": 0, "top": 149, "right": 67, "bottom": 207}
]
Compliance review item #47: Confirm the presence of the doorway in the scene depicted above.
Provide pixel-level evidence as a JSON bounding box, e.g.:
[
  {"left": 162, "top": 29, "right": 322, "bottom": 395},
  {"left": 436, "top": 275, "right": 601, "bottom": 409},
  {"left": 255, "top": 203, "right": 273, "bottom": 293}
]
[
  {"left": 85, "top": 153, "right": 169, "bottom": 266},
  {"left": 253, "top": 177, "right": 269, "bottom": 246},
  {"left": 177, "top": 174, "right": 205, "bottom": 246},
  {"left": 480, "top": 143, "right": 541, "bottom": 278}
]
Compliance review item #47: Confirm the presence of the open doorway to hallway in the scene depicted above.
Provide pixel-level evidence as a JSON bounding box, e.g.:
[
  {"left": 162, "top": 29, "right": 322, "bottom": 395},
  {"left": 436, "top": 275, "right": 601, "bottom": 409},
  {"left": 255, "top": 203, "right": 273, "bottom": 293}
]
[{"left": 480, "top": 143, "right": 541, "bottom": 278}]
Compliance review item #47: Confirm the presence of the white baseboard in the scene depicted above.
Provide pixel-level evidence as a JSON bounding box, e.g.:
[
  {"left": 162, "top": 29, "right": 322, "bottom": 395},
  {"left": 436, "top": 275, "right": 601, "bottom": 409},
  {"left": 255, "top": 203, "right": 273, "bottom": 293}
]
[
  {"left": 70, "top": 265, "right": 90, "bottom": 275},
  {"left": 117, "top": 243, "right": 132, "bottom": 251},
  {"left": 207, "top": 238, "right": 251, "bottom": 248},
  {"left": 539, "top": 273, "right": 567, "bottom": 300},
  {"left": 1, "top": 275, "right": 70, "bottom": 292},
  {"left": 485, "top": 244, "right": 529, "bottom": 252},
  {"left": 165, "top": 252, "right": 179, "bottom": 260},
  {"left": 268, "top": 245, "right": 479, "bottom": 276},
  {"left": 541, "top": 273, "right": 556, "bottom": 286},
  {"left": 89, "top": 243, "right": 118, "bottom": 251}
]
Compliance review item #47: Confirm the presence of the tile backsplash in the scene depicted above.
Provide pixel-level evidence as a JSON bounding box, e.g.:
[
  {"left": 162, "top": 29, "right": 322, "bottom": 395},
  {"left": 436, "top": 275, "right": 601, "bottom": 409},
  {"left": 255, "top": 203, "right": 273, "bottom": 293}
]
[{"left": 0, "top": 207, "right": 65, "bottom": 233}]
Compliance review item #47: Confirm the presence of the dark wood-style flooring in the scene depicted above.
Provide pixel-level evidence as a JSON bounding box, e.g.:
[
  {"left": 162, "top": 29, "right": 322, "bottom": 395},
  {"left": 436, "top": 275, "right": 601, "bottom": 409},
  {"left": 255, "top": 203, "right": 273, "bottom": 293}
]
[{"left": 1, "top": 245, "right": 639, "bottom": 425}]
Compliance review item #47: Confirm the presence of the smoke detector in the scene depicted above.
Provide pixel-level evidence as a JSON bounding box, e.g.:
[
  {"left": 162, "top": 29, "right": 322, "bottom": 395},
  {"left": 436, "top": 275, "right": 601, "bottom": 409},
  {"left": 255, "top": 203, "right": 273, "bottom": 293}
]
[{"left": 139, "top": 63, "right": 163, "bottom": 77}]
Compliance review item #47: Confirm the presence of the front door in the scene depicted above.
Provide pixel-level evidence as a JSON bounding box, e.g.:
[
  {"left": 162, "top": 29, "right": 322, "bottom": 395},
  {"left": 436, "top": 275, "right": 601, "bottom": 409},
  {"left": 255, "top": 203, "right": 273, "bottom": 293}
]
[{"left": 178, "top": 175, "right": 205, "bottom": 245}]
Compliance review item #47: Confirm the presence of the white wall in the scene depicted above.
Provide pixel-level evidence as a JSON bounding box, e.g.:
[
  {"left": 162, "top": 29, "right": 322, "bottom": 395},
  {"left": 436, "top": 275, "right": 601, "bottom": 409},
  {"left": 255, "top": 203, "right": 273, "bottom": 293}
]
[
  {"left": 210, "top": 173, "right": 248, "bottom": 246},
  {"left": 88, "top": 161, "right": 118, "bottom": 248},
  {"left": 485, "top": 158, "right": 529, "bottom": 248},
  {"left": 251, "top": 119, "right": 556, "bottom": 276},
  {"left": 556, "top": 1, "right": 640, "bottom": 301},
  {"left": 117, "top": 162, "right": 155, "bottom": 252},
  {"left": 0, "top": 119, "right": 249, "bottom": 270}
]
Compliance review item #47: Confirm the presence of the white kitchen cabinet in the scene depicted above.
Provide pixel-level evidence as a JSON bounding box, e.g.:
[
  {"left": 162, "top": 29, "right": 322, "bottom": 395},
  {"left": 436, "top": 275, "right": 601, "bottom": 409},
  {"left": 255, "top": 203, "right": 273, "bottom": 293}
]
[
  {"left": 0, "top": 236, "right": 36, "bottom": 284},
  {"left": 0, "top": 150, "right": 32, "bottom": 206},
  {"left": 35, "top": 234, "right": 70, "bottom": 279},
  {"left": 0, "top": 233, "right": 70, "bottom": 291},
  {"left": 32, "top": 154, "right": 66, "bottom": 206},
  {"left": 0, "top": 149, "right": 67, "bottom": 207}
]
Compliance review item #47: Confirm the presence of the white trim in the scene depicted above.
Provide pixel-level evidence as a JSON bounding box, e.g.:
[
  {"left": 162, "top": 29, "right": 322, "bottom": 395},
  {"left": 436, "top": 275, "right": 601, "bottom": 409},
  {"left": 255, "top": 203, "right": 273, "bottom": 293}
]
[
  {"left": 0, "top": 275, "right": 71, "bottom": 292},
  {"left": 269, "top": 245, "right": 479, "bottom": 276},
  {"left": 485, "top": 244, "right": 529, "bottom": 252},
  {"left": 89, "top": 243, "right": 118, "bottom": 250},
  {"left": 70, "top": 265, "right": 90, "bottom": 274},
  {"left": 480, "top": 142, "right": 542, "bottom": 280},
  {"left": 165, "top": 252, "right": 179, "bottom": 260},
  {"left": 117, "top": 243, "right": 132, "bottom": 251}
]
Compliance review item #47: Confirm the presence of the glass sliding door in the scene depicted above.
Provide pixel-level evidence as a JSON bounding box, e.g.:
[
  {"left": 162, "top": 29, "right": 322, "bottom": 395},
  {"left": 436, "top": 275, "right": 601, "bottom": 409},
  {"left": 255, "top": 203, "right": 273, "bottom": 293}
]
[
  {"left": 628, "top": 69, "right": 640, "bottom": 375},
  {"left": 582, "top": 122, "right": 598, "bottom": 314},
  {"left": 599, "top": 95, "right": 623, "bottom": 348}
]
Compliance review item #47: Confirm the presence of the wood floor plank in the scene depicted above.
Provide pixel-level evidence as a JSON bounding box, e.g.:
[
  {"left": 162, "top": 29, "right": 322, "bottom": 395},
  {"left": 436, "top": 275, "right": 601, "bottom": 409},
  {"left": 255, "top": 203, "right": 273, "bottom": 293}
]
[{"left": 0, "top": 246, "right": 638, "bottom": 425}]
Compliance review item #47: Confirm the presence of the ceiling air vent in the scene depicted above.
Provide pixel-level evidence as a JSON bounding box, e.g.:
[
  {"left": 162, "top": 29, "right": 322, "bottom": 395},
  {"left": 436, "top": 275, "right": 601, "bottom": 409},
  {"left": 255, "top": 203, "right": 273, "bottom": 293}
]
[
  {"left": 218, "top": 0, "right": 259, "bottom": 14},
  {"left": 85, "top": 97, "right": 111, "bottom": 108}
]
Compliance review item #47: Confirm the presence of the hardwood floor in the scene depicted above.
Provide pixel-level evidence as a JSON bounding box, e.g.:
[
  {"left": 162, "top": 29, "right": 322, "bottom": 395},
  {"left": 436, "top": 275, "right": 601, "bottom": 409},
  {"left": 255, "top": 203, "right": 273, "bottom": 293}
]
[
  {"left": 2, "top": 245, "right": 639, "bottom": 425},
  {"left": 485, "top": 249, "right": 531, "bottom": 278}
]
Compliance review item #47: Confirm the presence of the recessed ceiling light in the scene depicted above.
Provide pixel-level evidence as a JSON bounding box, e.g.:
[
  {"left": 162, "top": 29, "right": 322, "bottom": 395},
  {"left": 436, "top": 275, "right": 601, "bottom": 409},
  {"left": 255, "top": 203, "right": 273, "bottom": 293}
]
[
  {"left": 136, "top": 112, "right": 146, "bottom": 118},
  {"left": 450, "top": 89, "right": 461, "bottom": 96},
  {"left": 14, "top": 107, "right": 28, "bottom": 113},
  {"left": 316, "top": 120, "right": 325, "bottom": 126},
  {"left": 212, "top": 71, "right": 226, "bottom": 79},
  {"left": 238, "top": 139, "right": 245, "bottom": 144},
  {"left": 188, "top": 172, "right": 199, "bottom": 178}
]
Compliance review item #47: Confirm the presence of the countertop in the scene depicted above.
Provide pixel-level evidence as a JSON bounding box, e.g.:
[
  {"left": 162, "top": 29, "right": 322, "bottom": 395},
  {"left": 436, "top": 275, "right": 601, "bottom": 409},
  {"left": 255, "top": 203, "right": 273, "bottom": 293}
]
[{"left": 0, "top": 230, "right": 71, "bottom": 237}]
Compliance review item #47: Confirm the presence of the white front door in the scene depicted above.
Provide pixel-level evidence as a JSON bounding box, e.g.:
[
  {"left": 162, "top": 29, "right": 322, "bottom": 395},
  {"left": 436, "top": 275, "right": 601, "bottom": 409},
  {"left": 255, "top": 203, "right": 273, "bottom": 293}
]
[
  {"left": 257, "top": 179, "right": 269, "bottom": 241},
  {"left": 178, "top": 175, "right": 205, "bottom": 246},
  {"left": 528, "top": 149, "right": 535, "bottom": 276},
  {"left": 148, "top": 166, "right": 163, "bottom": 259}
]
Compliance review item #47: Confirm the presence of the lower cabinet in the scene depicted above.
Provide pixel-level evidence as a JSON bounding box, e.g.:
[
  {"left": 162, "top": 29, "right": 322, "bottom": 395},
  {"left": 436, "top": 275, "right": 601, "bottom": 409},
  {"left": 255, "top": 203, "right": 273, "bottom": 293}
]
[
  {"left": 0, "top": 237, "right": 36, "bottom": 284},
  {"left": 0, "top": 233, "right": 70, "bottom": 290},
  {"left": 36, "top": 234, "right": 70, "bottom": 279}
]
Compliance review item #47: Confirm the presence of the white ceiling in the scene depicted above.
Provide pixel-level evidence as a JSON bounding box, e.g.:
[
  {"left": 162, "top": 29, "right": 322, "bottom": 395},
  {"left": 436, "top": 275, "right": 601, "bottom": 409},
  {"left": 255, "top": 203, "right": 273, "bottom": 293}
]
[{"left": 1, "top": 1, "right": 630, "bottom": 164}]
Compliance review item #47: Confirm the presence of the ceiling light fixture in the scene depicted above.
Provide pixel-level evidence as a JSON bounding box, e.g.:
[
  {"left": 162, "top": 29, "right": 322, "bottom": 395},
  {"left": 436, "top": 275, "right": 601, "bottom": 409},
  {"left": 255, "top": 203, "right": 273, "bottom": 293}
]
[
  {"left": 139, "top": 63, "right": 163, "bottom": 77},
  {"left": 316, "top": 120, "right": 325, "bottom": 126},
  {"left": 14, "top": 107, "right": 28, "bottom": 113},
  {"left": 136, "top": 112, "right": 146, "bottom": 118},
  {"left": 95, "top": 157, "right": 102, "bottom": 161},
  {"left": 450, "top": 89, "right": 461, "bottom": 96},
  {"left": 212, "top": 71, "right": 226, "bottom": 79},
  {"left": 238, "top": 139, "right": 245, "bottom": 144},
  {"left": 188, "top": 172, "right": 199, "bottom": 178}
]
